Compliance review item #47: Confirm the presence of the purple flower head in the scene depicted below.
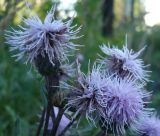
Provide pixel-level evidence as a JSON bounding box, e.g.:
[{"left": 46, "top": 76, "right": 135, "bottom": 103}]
[
  {"left": 131, "top": 114, "right": 160, "bottom": 136},
  {"left": 48, "top": 107, "right": 70, "bottom": 136},
  {"left": 5, "top": 7, "right": 81, "bottom": 65},
  {"left": 64, "top": 61, "right": 152, "bottom": 134},
  {"left": 100, "top": 39, "right": 150, "bottom": 82},
  {"left": 103, "top": 76, "right": 152, "bottom": 135},
  {"left": 64, "top": 63, "right": 109, "bottom": 125}
]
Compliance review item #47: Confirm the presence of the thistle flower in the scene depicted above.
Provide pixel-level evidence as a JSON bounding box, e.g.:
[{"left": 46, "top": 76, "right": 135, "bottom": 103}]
[
  {"left": 48, "top": 107, "right": 70, "bottom": 136},
  {"left": 64, "top": 63, "right": 109, "bottom": 125},
  {"left": 5, "top": 7, "right": 81, "bottom": 66},
  {"left": 131, "top": 114, "right": 160, "bottom": 136},
  {"left": 64, "top": 62, "right": 151, "bottom": 135},
  {"left": 99, "top": 41, "right": 150, "bottom": 82},
  {"left": 102, "top": 76, "right": 152, "bottom": 135}
]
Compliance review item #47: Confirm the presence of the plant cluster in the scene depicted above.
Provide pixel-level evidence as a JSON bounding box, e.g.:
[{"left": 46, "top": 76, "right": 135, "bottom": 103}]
[{"left": 5, "top": 6, "right": 160, "bottom": 136}]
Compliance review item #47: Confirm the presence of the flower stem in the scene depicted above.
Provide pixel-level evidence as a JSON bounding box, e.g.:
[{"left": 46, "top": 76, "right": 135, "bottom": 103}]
[
  {"left": 43, "top": 73, "right": 60, "bottom": 136},
  {"left": 36, "top": 107, "right": 45, "bottom": 136},
  {"left": 50, "top": 108, "right": 65, "bottom": 136},
  {"left": 43, "top": 100, "right": 52, "bottom": 136}
]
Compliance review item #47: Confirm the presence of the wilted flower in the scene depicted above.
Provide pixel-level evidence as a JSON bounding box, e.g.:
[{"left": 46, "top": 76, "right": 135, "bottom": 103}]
[
  {"left": 102, "top": 76, "right": 152, "bottom": 135},
  {"left": 5, "top": 7, "right": 81, "bottom": 66},
  {"left": 64, "top": 63, "right": 109, "bottom": 125},
  {"left": 131, "top": 114, "right": 160, "bottom": 136},
  {"left": 48, "top": 107, "right": 70, "bottom": 136},
  {"left": 99, "top": 41, "right": 150, "bottom": 82}
]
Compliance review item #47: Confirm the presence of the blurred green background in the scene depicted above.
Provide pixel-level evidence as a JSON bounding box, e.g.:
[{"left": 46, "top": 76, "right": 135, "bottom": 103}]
[{"left": 0, "top": 0, "right": 160, "bottom": 135}]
